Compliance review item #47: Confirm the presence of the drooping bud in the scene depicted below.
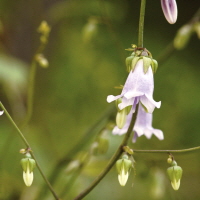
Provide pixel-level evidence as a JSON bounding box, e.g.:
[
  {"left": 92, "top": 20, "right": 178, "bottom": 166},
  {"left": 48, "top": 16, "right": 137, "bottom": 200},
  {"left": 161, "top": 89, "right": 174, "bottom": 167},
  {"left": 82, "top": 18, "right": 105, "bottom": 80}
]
[
  {"left": 116, "top": 109, "right": 127, "bottom": 129},
  {"left": 116, "top": 154, "right": 133, "bottom": 186},
  {"left": 21, "top": 153, "right": 36, "bottom": 187},
  {"left": 161, "top": 0, "right": 178, "bottom": 24},
  {"left": 167, "top": 160, "right": 183, "bottom": 190},
  {"left": 35, "top": 54, "right": 49, "bottom": 68},
  {"left": 174, "top": 24, "right": 193, "bottom": 50},
  {"left": 0, "top": 110, "right": 4, "bottom": 115}
]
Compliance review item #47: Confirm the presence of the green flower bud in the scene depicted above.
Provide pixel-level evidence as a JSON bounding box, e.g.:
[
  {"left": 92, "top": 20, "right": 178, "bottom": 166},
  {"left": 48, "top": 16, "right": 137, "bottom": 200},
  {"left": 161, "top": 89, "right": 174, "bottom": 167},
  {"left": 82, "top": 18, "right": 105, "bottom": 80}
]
[
  {"left": 116, "top": 109, "right": 127, "bottom": 129},
  {"left": 174, "top": 24, "right": 193, "bottom": 50},
  {"left": 97, "top": 135, "right": 109, "bottom": 154},
  {"left": 116, "top": 154, "right": 133, "bottom": 186},
  {"left": 167, "top": 163, "right": 183, "bottom": 190},
  {"left": 20, "top": 156, "right": 36, "bottom": 187},
  {"left": 35, "top": 54, "right": 49, "bottom": 68},
  {"left": 115, "top": 98, "right": 122, "bottom": 112}
]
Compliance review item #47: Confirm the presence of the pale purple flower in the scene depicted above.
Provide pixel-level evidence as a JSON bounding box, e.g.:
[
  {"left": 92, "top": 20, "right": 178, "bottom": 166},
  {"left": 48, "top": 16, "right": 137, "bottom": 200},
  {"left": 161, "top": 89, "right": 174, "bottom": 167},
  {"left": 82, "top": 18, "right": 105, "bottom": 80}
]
[
  {"left": 112, "top": 104, "right": 164, "bottom": 142},
  {"left": 161, "top": 0, "right": 178, "bottom": 24},
  {"left": 107, "top": 59, "right": 161, "bottom": 113}
]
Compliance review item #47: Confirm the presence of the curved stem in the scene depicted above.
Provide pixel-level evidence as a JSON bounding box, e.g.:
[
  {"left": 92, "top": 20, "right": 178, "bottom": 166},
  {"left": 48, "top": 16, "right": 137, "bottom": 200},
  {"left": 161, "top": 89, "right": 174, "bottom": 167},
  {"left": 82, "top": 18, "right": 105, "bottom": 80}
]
[
  {"left": 0, "top": 102, "right": 60, "bottom": 200},
  {"left": 138, "top": 0, "right": 146, "bottom": 47},
  {"left": 133, "top": 146, "right": 200, "bottom": 153},
  {"left": 73, "top": 107, "right": 138, "bottom": 200}
]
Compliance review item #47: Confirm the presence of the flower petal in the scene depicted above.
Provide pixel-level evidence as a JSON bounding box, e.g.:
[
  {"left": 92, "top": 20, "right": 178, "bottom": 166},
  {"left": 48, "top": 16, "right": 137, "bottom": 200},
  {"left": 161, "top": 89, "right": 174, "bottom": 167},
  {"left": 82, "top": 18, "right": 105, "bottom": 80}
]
[
  {"left": 0, "top": 111, "right": 4, "bottom": 116},
  {"left": 107, "top": 94, "right": 122, "bottom": 103}
]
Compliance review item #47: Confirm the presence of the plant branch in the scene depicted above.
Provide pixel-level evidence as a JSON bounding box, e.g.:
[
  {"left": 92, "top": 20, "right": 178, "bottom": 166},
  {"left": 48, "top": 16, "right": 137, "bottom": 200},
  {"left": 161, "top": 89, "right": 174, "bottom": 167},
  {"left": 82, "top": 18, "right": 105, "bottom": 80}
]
[
  {"left": 73, "top": 107, "right": 138, "bottom": 200},
  {"left": 133, "top": 146, "right": 200, "bottom": 153},
  {"left": 138, "top": 0, "right": 146, "bottom": 47},
  {"left": 0, "top": 102, "right": 60, "bottom": 200}
]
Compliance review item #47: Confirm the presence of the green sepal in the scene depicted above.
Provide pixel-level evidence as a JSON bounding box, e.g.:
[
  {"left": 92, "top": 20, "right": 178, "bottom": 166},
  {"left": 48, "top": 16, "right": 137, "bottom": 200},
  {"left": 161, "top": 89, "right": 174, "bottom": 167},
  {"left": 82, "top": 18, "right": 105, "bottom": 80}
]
[
  {"left": 126, "top": 55, "right": 135, "bottom": 72},
  {"left": 116, "top": 159, "right": 123, "bottom": 174},
  {"left": 142, "top": 56, "right": 152, "bottom": 73},
  {"left": 125, "top": 105, "right": 132, "bottom": 115},
  {"left": 21, "top": 158, "right": 29, "bottom": 172},
  {"left": 29, "top": 158, "right": 36, "bottom": 172},
  {"left": 151, "top": 59, "right": 158, "bottom": 73},
  {"left": 131, "top": 57, "right": 140, "bottom": 71}
]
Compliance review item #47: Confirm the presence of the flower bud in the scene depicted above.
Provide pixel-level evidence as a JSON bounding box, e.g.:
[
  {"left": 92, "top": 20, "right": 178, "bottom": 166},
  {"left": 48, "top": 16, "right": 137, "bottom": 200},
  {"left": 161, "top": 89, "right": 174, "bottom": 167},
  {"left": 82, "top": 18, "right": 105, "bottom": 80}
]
[
  {"left": 116, "top": 109, "right": 127, "bottom": 129},
  {"left": 35, "top": 54, "right": 49, "bottom": 68},
  {"left": 174, "top": 24, "right": 193, "bottom": 50},
  {"left": 161, "top": 0, "right": 178, "bottom": 24},
  {"left": 116, "top": 154, "right": 132, "bottom": 186},
  {"left": 167, "top": 161, "right": 183, "bottom": 190},
  {"left": 0, "top": 110, "right": 4, "bottom": 115},
  {"left": 21, "top": 157, "right": 36, "bottom": 187}
]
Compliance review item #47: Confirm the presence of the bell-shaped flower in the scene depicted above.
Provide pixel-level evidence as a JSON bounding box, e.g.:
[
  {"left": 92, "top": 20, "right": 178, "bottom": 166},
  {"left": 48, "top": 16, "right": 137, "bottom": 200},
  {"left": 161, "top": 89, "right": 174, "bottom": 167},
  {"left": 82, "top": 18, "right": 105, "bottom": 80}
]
[
  {"left": 112, "top": 104, "right": 164, "bottom": 142},
  {"left": 107, "top": 59, "right": 161, "bottom": 114},
  {"left": 161, "top": 0, "right": 178, "bottom": 24}
]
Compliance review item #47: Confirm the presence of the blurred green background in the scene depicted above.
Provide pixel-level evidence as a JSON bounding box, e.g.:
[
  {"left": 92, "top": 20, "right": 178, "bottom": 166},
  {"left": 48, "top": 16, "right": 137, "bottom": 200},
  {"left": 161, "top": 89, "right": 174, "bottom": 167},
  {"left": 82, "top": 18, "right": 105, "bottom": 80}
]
[{"left": 0, "top": 0, "right": 200, "bottom": 200}]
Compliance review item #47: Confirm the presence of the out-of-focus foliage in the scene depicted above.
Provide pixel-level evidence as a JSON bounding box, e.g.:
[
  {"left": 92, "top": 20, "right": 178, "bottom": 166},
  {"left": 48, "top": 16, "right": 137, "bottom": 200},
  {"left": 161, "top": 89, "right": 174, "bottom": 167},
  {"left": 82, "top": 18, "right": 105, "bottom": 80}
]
[{"left": 0, "top": 0, "right": 200, "bottom": 200}]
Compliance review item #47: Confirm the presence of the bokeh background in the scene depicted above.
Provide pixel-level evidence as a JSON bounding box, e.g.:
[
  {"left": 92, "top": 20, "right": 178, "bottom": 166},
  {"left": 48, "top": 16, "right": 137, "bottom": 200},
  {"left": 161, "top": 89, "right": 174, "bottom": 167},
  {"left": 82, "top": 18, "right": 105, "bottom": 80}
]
[{"left": 1, "top": 0, "right": 200, "bottom": 200}]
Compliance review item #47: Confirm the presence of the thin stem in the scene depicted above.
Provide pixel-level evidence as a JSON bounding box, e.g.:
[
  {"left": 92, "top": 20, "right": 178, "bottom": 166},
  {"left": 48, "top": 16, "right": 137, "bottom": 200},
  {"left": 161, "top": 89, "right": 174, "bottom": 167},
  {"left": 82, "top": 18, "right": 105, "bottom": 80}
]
[
  {"left": 23, "top": 61, "right": 37, "bottom": 126},
  {"left": 133, "top": 146, "right": 200, "bottom": 153},
  {"left": 73, "top": 107, "right": 138, "bottom": 200},
  {"left": 138, "top": 0, "right": 146, "bottom": 47},
  {"left": 36, "top": 105, "right": 115, "bottom": 199},
  {"left": 0, "top": 102, "right": 60, "bottom": 200}
]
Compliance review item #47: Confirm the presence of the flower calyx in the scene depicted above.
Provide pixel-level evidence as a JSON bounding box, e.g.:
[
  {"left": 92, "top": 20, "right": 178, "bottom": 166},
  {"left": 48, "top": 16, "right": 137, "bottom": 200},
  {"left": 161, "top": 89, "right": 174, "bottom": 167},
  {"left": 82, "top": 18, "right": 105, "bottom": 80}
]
[
  {"left": 125, "top": 45, "right": 158, "bottom": 74},
  {"left": 167, "top": 157, "right": 183, "bottom": 191},
  {"left": 116, "top": 154, "right": 134, "bottom": 186}
]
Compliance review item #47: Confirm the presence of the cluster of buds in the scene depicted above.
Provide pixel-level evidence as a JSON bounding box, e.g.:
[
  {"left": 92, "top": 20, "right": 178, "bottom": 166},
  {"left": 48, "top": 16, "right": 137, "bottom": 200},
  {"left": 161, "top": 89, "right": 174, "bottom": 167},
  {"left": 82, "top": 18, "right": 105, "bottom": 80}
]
[
  {"left": 167, "top": 156, "right": 183, "bottom": 190},
  {"left": 20, "top": 150, "right": 36, "bottom": 187},
  {"left": 125, "top": 45, "right": 158, "bottom": 74},
  {"left": 116, "top": 153, "right": 134, "bottom": 186}
]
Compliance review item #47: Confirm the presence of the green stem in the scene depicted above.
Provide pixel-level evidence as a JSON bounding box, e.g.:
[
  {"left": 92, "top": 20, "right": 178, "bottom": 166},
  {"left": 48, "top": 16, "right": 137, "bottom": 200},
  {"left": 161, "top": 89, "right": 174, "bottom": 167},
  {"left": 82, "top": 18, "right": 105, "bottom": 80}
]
[
  {"left": 23, "top": 61, "right": 37, "bottom": 125},
  {"left": 0, "top": 102, "right": 60, "bottom": 200},
  {"left": 36, "top": 105, "right": 115, "bottom": 199},
  {"left": 73, "top": 107, "right": 138, "bottom": 200},
  {"left": 138, "top": 0, "right": 146, "bottom": 47},
  {"left": 133, "top": 146, "right": 200, "bottom": 153}
]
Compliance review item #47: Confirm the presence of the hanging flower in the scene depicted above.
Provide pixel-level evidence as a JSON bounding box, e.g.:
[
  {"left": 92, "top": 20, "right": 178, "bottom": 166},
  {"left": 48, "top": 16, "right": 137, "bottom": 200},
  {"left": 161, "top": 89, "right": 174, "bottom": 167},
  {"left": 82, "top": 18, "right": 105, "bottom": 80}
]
[
  {"left": 21, "top": 154, "right": 36, "bottom": 187},
  {"left": 107, "top": 59, "right": 161, "bottom": 114},
  {"left": 112, "top": 104, "right": 164, "bottom": 142},
  {"left": 161, "top": 0, "right": 178, "bottom": 24}
]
